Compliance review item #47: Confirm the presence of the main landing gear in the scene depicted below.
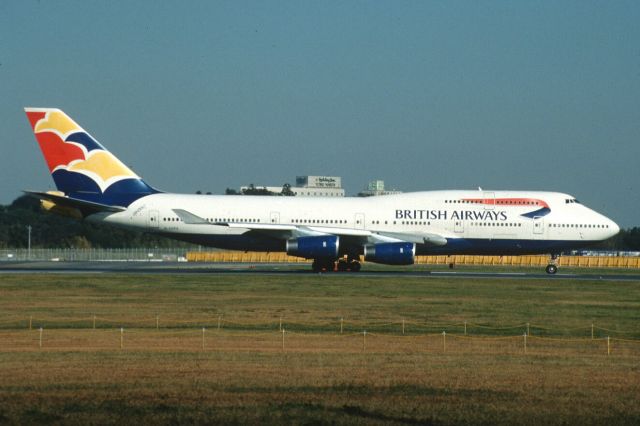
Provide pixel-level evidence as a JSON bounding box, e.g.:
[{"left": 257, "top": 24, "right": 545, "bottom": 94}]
[
  {"left": 311, "top": 259, "right": 334, "bottom": 273},
  {"left": 546, "top": 254, "right": 559, "bottom": 275},
  {"left": 337, "top": 258, "right": 361, "bottom": 272},
  {"left": 311, "top": 258, "right": 361, "bottom": 273}
]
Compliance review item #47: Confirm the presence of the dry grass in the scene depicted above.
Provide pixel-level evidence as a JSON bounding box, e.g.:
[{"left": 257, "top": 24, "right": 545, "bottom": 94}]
[{"left": 0, "top": 273, "right": 639, "bottom": 425}]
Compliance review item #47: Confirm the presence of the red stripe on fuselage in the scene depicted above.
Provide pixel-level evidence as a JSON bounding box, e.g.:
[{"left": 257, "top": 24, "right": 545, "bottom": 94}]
[{"left": 463, "top": 198, "right": 549, "bottom": 208}]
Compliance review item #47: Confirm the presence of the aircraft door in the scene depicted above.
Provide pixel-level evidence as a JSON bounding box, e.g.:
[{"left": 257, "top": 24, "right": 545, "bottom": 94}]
[
  {"left": 148, "top": 210, "right": 159, "bottom": 228},
  {"left": 270, "top": 212, "right": 280, "bottom": 224},
  {"left": 483, "top": 192, "right": 495, "bottom": 210},
  {"left": 355, "top": 213, "right": 365, "bottom": 230},
  {"left": 533, "top": 216, "right": 544, "bottom": 237}
]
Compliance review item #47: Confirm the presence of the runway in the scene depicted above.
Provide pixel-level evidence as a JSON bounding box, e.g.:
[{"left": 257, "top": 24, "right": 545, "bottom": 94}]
[{"left": 1, "top": 261, "right": 639, "bottom": 281}]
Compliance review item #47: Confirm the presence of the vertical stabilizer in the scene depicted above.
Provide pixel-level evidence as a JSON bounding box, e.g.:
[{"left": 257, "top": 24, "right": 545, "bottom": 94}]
[{"left": 25, "top": 108, "right": 158, "bottom": 206}]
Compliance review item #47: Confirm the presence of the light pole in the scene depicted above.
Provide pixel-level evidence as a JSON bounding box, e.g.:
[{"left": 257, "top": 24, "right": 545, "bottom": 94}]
[{"left": 26, "top": 225, "right": 31, "bottom": 260}]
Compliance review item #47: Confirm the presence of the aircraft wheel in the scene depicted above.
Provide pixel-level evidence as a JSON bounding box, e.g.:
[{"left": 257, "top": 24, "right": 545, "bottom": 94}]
[
  {"left": 337, "top": 260, "right": 348, "bottom": 272},
  {"left": 312, "top": 259, "right": 335, "bottom": 273},
  {"left": 545, "top": 264, "right": 558, "bottom": 275},
  {"left": 350, "top": 261, "right": 361, "bottom": 272}
]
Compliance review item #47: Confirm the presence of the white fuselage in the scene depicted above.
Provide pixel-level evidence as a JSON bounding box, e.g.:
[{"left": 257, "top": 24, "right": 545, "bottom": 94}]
[{"left": 92, "top": 190, "right": 619, "bottom": 256}]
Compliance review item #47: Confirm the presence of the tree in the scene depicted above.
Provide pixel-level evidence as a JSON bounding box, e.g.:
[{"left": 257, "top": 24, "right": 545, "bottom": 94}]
[
  {"left": 0, "top": 195, "right": 195, "bottom": 248},
  {"left": 242, "top": 184, "right": 274, "bottom": 196},
  {"left": 0, "top": 194, "right": 637, "bottom": 251},
  {"left": 280, "top": 183, "right": 296, "bottom": 196},
  {"left": 622, "top": 227, "right": 640, "bottom": 250}
]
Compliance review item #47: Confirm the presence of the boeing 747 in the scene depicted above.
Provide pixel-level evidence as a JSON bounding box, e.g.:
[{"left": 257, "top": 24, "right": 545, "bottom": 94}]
[{"left": 24, "top": 108, "right": 620, "bottom": 273}]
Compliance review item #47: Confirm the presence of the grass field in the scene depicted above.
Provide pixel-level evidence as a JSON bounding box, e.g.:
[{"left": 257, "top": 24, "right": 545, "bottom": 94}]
[{"left": 0, "top": 273, "right": 639, "bottom": 425}]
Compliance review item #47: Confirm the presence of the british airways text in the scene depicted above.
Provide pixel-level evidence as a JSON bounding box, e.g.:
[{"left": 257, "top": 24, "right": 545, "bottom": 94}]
[{"left": 395, "top": 209, "right": 507, "bottom": 221}]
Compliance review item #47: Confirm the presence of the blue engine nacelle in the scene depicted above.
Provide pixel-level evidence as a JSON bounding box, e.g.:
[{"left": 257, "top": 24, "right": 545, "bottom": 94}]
[
  {"left": 286, "top": 235, "right": 339, "bottom": 259},
  {"left": 364, "top": 242, "right": 416, "bottom": 265}
]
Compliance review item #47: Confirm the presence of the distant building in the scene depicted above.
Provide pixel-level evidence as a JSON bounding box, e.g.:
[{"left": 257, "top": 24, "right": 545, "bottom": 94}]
[
  {"left": 295, "top": 175, "right": 341, "bottom": 188},
  {"left": 240, "top": 175, "right": 345, "bottom": 197},
  {"left": 357, "top": 180, "right": 402, "bottom": 197},
  {"left": 294, "top": 176, "right": 345, "bottom": 197}
]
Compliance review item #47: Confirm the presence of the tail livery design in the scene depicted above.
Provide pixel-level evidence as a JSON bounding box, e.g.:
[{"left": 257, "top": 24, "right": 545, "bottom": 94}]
[{"left": 25, "top": 108, "right": 157, "bottom": 207}]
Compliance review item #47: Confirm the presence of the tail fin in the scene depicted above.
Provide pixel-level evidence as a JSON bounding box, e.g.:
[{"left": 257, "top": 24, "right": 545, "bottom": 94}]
[{"left": 25, "top": 108, "right": 158, "bottom": 207}]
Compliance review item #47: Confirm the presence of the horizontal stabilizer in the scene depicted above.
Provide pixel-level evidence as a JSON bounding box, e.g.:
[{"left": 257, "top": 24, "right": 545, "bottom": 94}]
[{"left": 24, "top": 190, "right": 126, "bottom": 216}]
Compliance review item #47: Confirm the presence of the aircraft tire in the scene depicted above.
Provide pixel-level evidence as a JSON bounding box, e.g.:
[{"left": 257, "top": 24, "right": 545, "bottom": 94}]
[
  {"left": 545, "top": 264, "right": 558, "bottom": 275},
  {"left": 312, "top": 259, "right": 335, "bottom": 273}
]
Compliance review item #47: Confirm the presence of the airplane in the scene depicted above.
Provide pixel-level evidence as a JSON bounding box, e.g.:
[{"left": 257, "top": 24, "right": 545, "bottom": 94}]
[{"left": 24, "top": 108, "right": 620, "bottom": 274}]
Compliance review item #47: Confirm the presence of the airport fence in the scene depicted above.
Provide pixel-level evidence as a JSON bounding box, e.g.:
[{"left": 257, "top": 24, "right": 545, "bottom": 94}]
[
  {"left": 2, "top": 315, "right": 638, "bottom": 338},
  {"left": 1, "top": 315, "right": 638, "bottom": 338},
  {"left": 0, "top": 248, "right": 192, "bottom": 262},
  {"left": 186, "top": 251, "right": 640, "bottom": 269},
  {"left": 1, "top": 248, "right": 638, "bottom": 268},
  {"left": 1, "top": 316, "right": 639, "bottom": 356}
]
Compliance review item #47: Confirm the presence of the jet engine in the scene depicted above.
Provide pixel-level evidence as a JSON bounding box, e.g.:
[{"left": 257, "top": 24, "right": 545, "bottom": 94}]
[
  {"left": 364, "top": 242, "right": 415, "bottom": 265},
  {"left": 286, "top": 235, "right": 339, "bottom": 259}
]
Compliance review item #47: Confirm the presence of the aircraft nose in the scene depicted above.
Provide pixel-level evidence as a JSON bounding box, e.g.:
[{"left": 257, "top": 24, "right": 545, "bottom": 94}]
[{"left": 609, "top": 220, "right": 620, "bottom": 237}]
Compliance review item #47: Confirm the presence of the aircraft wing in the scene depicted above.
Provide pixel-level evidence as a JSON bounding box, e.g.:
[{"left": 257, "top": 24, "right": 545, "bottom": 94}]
[
  {"left": 172, "top": 209, "right": 447, "bottom": 246},
  {"left": 370, "top": 231, "right": 448, "bottom": 246}
]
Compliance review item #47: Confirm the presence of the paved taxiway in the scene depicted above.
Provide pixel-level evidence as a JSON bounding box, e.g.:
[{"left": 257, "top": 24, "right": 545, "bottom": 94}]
[{"left": 1, "top": 261, "right": 639, "bottom": 281}]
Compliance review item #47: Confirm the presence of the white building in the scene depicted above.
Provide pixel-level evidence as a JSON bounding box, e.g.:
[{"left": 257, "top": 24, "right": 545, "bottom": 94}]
[
  {"left": 293, "top": 176, "right": 345, "bottom": 197},
  {"left": 240, "top": 176, "right": 345, "bottom": 197},
  {"left": 358, "top": 180, "right": 402, "bottom": 197}
]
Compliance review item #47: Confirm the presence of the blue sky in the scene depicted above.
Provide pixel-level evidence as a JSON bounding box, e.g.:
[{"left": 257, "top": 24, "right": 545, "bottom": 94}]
[{"left": 2, "top": 1, "right": 639, "bottom": 226}]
